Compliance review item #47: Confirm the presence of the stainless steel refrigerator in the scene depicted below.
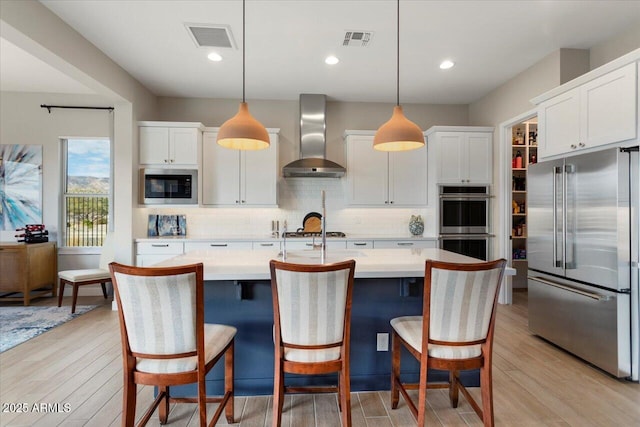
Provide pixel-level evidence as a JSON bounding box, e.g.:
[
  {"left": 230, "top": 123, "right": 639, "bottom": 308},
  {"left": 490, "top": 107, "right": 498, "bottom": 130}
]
[{"left": 527, "top": 147, "right": 639, "bottom": 381}]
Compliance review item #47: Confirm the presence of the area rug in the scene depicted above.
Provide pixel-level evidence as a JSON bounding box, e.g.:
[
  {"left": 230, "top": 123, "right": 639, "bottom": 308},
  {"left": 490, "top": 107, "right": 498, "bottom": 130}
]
[{"left": 0, "top": 305, "right": 97, "bottom": 353}]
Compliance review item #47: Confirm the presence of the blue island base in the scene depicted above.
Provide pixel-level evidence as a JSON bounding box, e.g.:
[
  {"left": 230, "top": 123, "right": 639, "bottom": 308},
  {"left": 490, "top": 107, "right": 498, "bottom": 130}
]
[{"left": 171, "top": 278, "right": 479, "bottom": 397}]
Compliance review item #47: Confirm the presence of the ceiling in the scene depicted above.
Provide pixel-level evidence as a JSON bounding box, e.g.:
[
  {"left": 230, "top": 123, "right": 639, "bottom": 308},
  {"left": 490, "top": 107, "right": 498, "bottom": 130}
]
[{"left": 2, "top": 0, "right": 640, "bottom": 104}]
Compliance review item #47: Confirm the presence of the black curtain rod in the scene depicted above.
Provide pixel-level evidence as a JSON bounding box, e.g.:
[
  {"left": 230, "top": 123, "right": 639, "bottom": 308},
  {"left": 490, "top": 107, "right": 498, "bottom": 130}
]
[{"left": 40, "top": 104, "right": 114, "bottom": 113}]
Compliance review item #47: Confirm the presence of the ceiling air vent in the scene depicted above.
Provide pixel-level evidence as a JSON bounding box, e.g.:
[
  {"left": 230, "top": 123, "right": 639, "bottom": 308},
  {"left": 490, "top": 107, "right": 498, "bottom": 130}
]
[
  {"left": 343, "top": 31, "right": 373, "bottom": 47},
  {"left": 185, "top": 24, "right": 236, "bottom": 49}
]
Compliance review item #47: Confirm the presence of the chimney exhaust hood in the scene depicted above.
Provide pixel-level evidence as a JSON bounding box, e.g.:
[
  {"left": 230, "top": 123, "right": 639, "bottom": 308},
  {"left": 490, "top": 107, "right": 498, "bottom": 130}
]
[{"left": 282, "top": 94, "right": 346, "bottom": 178}]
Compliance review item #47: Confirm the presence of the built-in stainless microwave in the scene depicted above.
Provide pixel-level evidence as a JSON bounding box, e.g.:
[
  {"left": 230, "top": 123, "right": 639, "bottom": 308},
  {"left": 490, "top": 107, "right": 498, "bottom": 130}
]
[
  {"left": 140, "top": 168, "right": 198, "bottom": 205},
  {"left": 439, "top": 186, "right": 490, "bottom": 234}
]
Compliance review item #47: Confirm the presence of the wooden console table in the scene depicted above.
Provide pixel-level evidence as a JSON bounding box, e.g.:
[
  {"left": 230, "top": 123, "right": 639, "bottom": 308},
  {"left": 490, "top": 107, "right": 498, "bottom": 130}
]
[{"left": 0, "top": 242, "right": 57, "bottom": 305}]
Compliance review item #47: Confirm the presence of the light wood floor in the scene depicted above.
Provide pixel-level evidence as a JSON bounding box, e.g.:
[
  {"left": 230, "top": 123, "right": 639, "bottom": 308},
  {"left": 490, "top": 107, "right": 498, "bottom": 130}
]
[{"left": 1, "top": 292, "right": 639, "bottom": 426}]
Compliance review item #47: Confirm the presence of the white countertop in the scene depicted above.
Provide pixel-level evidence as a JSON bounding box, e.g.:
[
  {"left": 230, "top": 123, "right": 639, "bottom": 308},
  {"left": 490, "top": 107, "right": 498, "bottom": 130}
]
[{"left": 156, "top": 248, "right": 515, "bottom": 281}]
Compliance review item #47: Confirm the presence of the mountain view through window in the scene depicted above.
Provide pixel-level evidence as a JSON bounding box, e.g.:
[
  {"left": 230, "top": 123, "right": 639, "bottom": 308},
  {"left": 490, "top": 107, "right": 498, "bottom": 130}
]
[{"left": 64, "top": 138, "right": 110, "bottom": 247}]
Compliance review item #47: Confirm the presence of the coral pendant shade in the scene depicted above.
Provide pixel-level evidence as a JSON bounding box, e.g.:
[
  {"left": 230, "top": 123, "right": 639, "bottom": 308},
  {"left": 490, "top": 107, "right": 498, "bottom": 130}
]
[
  {"left": 373, "top": 105, "right": 425, "bottom": 151},
  {"left": 217, "top": 102, "right": 270, "bottom": 150}
]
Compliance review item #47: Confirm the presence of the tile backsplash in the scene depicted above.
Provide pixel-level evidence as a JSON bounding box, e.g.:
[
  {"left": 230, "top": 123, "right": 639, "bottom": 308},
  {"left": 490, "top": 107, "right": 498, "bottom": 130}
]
[{"left": 136, "top": 178, "right": 435, "bottom": 238}]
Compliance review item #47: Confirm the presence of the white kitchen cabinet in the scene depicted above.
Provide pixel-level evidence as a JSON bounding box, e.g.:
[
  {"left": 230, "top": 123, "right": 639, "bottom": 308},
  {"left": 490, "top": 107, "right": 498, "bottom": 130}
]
[
  {"left": 346, "top": 240, "right": 374, "bottom": 249},
  {"left": 373, "top": 239, "right": 436, "bottom": 249},
  {"left": 425, "top": 127, "right": 493, "bottom": 185},
  {"left": 136, "top": 241, "right": 184, "bottom": 266},
  {"left": 284, "top": 240, "right": 347, "bottom": 250},
  {"left": 253, "top": 241, "right": 281, "bottom": 251},
  {"left": 139, "top": 122, "right": 204, "bottom": 166},
  {"left": 202, "top": 128, "right": 279, "bottom": 206},
  {"left": 184, "top": 241, "right": 252, "bottom": 252},
  {"left": 536, "top": 62, "right": 637, "bottom": 159},
  {"left": 344, "top": 131, "right": 427, "bottom": 206}
]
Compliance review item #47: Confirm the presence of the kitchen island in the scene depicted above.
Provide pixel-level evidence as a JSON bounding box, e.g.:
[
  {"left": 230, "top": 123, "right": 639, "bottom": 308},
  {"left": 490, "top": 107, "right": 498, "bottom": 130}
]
[{"left": 156, "top": 248, "right": 513, "bottom": 396}]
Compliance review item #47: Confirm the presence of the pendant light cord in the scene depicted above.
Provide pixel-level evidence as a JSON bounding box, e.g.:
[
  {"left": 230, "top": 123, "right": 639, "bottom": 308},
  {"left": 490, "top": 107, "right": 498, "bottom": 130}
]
[
  {"left": 396, "top": 0, "right": 400, "bottom": 107},
  {"left": 242, "top": 0, "right": 246, "bottom": 103}
]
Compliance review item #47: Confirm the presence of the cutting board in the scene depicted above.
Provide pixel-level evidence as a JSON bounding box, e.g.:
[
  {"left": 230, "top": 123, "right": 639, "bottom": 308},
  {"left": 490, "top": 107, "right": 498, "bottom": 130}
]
[{"left": 304, "top": 216, "right": 322, "bottom": 232}]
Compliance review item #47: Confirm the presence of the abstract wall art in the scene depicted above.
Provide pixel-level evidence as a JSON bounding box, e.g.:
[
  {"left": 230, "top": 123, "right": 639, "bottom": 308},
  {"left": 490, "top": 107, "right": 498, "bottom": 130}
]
[{"left": 0, "top": 145, "right": 43, "bottom": 231}]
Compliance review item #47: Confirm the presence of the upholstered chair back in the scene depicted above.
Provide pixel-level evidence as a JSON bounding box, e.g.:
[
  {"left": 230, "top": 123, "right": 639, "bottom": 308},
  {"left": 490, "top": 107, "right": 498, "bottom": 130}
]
[
  {"left": 273, "top": 266, "right": 351, "bottom": 363},
  {"left": 113, "top": 271, "right": 197, "bottom": 356},
  {"left": 428, "top": 266, "right": 503, "bottom": 344},
  {"left": 98, "top": 232, "right": 116, "bottom": 271}
]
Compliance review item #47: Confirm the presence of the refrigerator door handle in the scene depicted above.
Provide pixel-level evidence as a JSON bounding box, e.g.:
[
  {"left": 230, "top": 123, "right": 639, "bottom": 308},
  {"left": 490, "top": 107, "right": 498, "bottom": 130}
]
[
  {"left": 564, "top": 164, "right": 576, "bottom": 269},
  {"left": 553, "top": 166, "right": 562, "bottom": 268},
  {"left": 528, "top": 276, "right": 612, "bottom": 301}
]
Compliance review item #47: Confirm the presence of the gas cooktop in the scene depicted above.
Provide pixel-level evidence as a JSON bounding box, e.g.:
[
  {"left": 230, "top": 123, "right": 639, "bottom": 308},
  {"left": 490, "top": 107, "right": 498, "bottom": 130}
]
[{"left": 283, "top": 231, "right": 346, "bottom": 238}]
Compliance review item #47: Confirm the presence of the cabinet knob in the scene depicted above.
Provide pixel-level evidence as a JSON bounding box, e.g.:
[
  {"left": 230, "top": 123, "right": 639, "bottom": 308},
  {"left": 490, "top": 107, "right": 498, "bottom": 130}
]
[
  {"left": 570, "top": 144, "right": 577, "bottom": 149},
  {"left": 385, "top": 201, "right": 389, "bottom": 204},
  {"left": 235, "top": 200, "right": 239, "bottom": 204},
  {"left": 241, "top": 200, "right": 246, "bottom": 204},
  {"left": 578, "top": 142, "right": 585, "bottom": 148},
  {"left": 164, "top": 159, "right": 168, "bottom": 163}
]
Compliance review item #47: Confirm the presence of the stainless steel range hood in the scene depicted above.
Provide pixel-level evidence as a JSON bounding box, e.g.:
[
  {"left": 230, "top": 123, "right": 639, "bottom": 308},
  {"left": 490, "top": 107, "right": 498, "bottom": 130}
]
[{"left": 282, "top": 94, "right": 346, "bottom": 178}]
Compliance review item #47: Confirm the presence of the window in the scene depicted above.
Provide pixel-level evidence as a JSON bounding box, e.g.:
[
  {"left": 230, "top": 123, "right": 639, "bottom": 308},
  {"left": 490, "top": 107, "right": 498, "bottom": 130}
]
[{"left": 62, "top": 138, "right": 111, "bottom": 247}]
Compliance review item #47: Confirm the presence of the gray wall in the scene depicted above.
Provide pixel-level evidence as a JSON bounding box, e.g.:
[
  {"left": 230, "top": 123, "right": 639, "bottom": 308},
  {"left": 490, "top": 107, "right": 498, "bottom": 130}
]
[{"left": 590, "top": 19, "right": 640, "bottom": 69}]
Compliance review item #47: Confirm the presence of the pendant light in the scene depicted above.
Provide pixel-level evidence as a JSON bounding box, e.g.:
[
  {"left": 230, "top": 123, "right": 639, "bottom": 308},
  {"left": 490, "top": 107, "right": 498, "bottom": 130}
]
[
  {"left": 373, "top": 0, "right": 424, "bottom": 152},
  {"left": 217, "top": 0, "right": 269, "bottom": 150}
]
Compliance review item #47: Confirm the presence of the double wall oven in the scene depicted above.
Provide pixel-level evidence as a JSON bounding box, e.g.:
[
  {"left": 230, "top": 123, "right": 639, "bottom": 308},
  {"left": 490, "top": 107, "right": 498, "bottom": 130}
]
[{"left": 439, "top": 186, "right": 491, "bottom": 260}]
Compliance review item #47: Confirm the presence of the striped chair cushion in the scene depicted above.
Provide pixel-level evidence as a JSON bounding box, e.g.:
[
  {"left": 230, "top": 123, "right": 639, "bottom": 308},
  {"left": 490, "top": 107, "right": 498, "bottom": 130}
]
[
  {"left": 275, "top": 268, "right": 349, "bottom": 363},
  {"left": 390, "top": 266, "right": 503, "bottom": 360},
  {"left": 114, "top": 271, "right": 197, "bottom": 356},
  {"left": 390, "top": 316, "right": 481, "bottom": 359},
  {"left": 136, "top": 323, "right": 236, "bottom": 374}
]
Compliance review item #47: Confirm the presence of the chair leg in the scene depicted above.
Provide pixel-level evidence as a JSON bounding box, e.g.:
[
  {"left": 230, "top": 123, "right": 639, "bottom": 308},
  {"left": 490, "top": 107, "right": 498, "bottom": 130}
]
[
  {"left": 58, "top": 280, "right": 65, "bottom": 308},
  {"left": 417, "top": 355, "right": 429, "bottom": 427},
  {"left": 339, "top": 364, "right": 352, "bottom": 427},
  {"left": 198, "top": 368, "right": 207, "bottom": 427},
  {"left": 122, "top": 375, "right": 137, "bottom": 427},
  {"left": 225, "top": 340, "right": 235, "bottom": 423},
  {"left": 71, "top": 284, "right": 79, "bottom": 314},
  {"left": 337, "top": 373, "right": 342, "bottom": 412},
  {"left": 272, "top": 358, "right": 284, "bottom": 427},
  {"left": 390, "top": 331, "right": 401, "bottom": 409},
  {"left": 449, "top": 370, "right": 459, "bottom": 408},
  {"left": 480, "top": 364, "right": 494, "bottom": 427},
  {"left": 101, "top": 281, "right": 108, "bottom": 299},
  {"left": 158, "top": 386, "right": 170, "bottom": 424}
]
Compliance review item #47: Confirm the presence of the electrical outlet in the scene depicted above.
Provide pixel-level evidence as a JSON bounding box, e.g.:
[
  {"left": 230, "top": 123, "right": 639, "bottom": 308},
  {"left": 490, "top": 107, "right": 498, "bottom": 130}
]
[{"left": 376, "top": 333, "right": 389, "bottom": 351}]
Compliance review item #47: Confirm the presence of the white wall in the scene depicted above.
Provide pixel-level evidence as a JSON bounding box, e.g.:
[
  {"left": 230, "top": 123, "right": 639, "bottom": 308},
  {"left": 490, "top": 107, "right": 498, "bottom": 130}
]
[{"left": 1, "top": 0, "right": 158, "bottom": 273}]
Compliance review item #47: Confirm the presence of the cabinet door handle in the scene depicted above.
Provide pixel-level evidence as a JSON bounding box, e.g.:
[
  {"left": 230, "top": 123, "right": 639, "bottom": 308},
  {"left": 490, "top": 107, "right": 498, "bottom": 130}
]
[
  {"left": 151, "top": 244, "right": 169, "bottom": 247},
  {"left": 397, "top": 242, "right": 413, "bottom": 246},
  {"left": 353, "top": 242, "right": 367, "bottom": 246},
  {"left": 260, "top": 243, "right": 274, "bottom": 247},
  {"left": 209, "top": 244, "right": 228, "bottom": 247}
]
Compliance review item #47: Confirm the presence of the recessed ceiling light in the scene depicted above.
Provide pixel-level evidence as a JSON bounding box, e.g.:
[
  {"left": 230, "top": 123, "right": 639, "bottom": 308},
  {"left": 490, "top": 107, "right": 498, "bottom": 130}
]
[
  {"left": 325, "top": 55, "right": 339, "bottom": 65},
  {"left": 208, "top": 52, "right": 223, "bottom": 62},
  {"left": 439, "top": 60, "right": 455, "bottom": 70}
]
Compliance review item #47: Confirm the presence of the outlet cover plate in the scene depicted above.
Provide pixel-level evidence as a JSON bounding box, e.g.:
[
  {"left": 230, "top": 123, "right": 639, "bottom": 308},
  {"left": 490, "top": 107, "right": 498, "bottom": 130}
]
[{"left": 377, "top": 333, "right": 389, "bottom": 351}]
